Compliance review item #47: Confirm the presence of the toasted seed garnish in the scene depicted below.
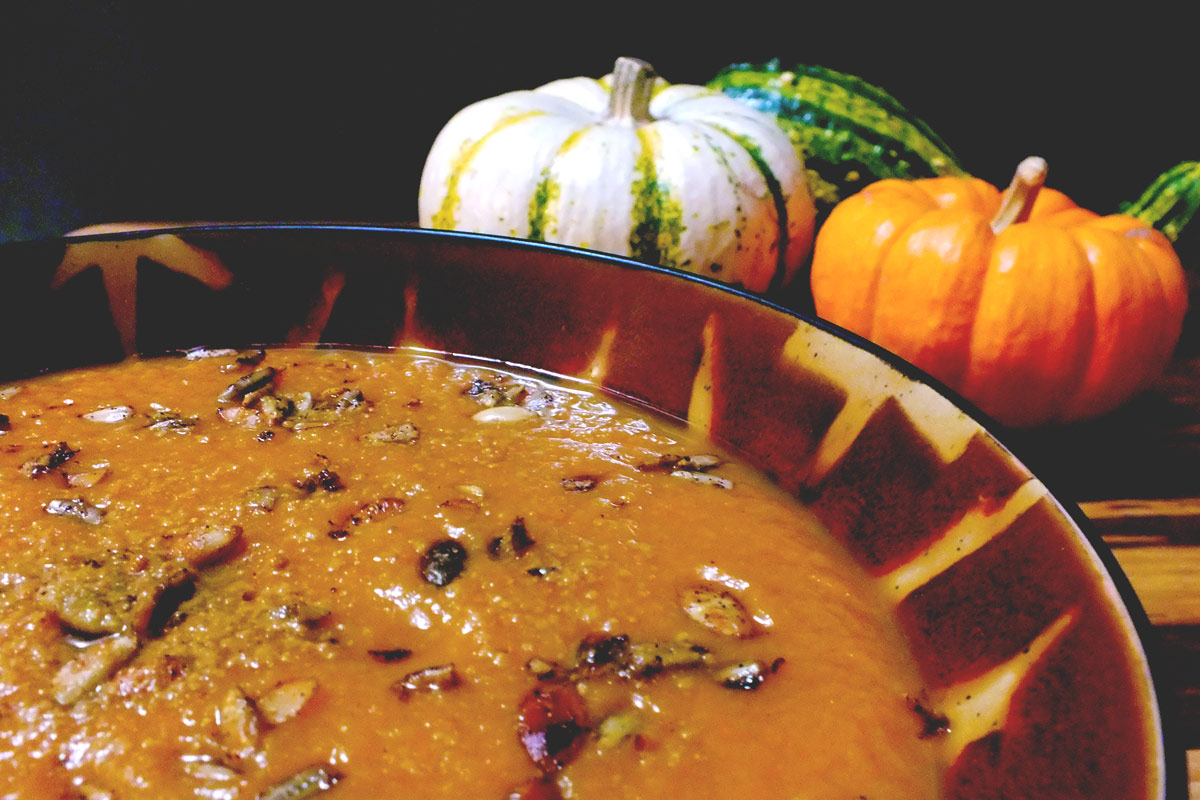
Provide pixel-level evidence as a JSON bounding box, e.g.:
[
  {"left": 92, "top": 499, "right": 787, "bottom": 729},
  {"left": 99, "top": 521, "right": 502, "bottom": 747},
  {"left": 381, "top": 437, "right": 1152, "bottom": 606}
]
[
  {"left": 439, "top": 497, "right": 481, "bottom": 512},
  {"left": 295, "top": 468, "right": 344, "bottom": 494},
  {"left": 680, "top": 586, "right": 756, "bottom": 638},
  {"left": 256, "top": 765, "right": 341, "bottom": 800},
  {"left": 234, "top": 349, "right": 267, "bottom": 367},
  {"left": 218, "top": 367, "right": 278, "bottom": 405},
  {"left": 473, "top": 406, "right": 535, "bottom": 423},
  {"left": 361, "top": 422, "right": 420, "bottom": 444},
  {"left": 180, "top": 525, "right": 243, "bottom": 567},
  {"left": 0, "top": 386, "right": 20, "bottom": 400},
  {"left": 20, "top": 441, "right": 78, "bottom": 478},
  {"left": 637, "top": 453, "right": 721, "bottom": 473},
  {"left": 712, "top": 659, "right": 773, "bottom": 691},
  {"left": 184, "top": 761, "right": 241, "bottom": 783},
  {"left": 257, "top": 678, "right": 318, "bottom": 725},
  {"left": 270, "top": 602, "right": 331, "bottom": 633},
  {"left": 45, "top": 497, "right": 105, "bottom": 525},
  {"left": 184, "top": 346, "right": 239, "bottom": 360},
  {"left": 670, "top": 470, "right": 733, "bottom": 489},
  {"left": 38, "top": 551, "right": 195, "bottom": 641},
  {"left": 343, "top": 496, "right": 408, "bottom": 527},
  {"left": 464, "top": 378, "right": 526, "bottom": 408},
  {"left": 246, "top": 485, "right": 281, "bottom": 513},
  {"left": 81, "top": 405, "right": 134, "bottom": 423},
  {"left": 558, "top": 633, "right": 709, "bottom": 682},
  {"left": 420, "top": 540, "right": 467, "bottom": 587},
  {"left": 675, "top": 454, "right": 721, "bottom": 471},
  {"left": 524, "top": 656, "right": 563, "bottom": 681},
  {"left": 392, "top": 663, "right": 461, "bottom": 700},
  {"left": 561, "top": 475, "right": 600, "bottom": 492},
  {"left": 216, "top": 687, "right": 261, "bottom": 761},
  {"left": 146, "top": 407, "right": 197, "bottom": 433},
  {"left": 52, "top": 632, "right": 139, "bottom": 705},
  {"left": 65, "top": 468, "right": 109, "bottom": 489},
  {"left": 623, "top": 639, "right": 711, "bottom": 677},
  {"left": 574, "top": 634, "right": 632, "bottom": 671},
  {"left": 595, "top": 709, "right": 644, "bottom": 751}
]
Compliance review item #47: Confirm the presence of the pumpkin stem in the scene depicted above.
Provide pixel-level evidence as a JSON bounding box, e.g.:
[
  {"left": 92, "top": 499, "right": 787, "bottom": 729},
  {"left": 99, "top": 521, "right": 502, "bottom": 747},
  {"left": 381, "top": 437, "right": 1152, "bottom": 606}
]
[
  {"left": 608, "top": 57, "right": 657, "bottom": 125},
  {"left": 990, "top": 156, "right": 1048, "bottom": 234}
]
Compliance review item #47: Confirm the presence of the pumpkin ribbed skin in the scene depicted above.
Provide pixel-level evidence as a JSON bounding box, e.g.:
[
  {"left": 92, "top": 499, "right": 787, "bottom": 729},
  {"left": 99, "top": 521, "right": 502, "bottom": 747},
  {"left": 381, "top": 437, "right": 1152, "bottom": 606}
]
[
  {"left": 419, "top": 58, "right": 816, "bottom": 293},
  {"left": 811, "top": 168, "right": 1188, "bottom": 427}
]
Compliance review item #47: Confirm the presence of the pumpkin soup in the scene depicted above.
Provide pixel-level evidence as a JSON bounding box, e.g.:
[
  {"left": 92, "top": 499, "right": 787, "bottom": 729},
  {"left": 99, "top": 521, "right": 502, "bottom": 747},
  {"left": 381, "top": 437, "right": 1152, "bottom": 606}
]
[{"left": 0, "top": 347, "right": 945, "bottom": 799}]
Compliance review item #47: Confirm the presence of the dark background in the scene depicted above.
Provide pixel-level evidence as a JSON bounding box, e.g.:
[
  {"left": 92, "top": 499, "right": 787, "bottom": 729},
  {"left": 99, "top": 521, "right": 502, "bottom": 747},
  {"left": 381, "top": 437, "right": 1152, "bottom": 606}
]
[{"left": 3, "top": 2, "right": 1196, "bottom": 247}]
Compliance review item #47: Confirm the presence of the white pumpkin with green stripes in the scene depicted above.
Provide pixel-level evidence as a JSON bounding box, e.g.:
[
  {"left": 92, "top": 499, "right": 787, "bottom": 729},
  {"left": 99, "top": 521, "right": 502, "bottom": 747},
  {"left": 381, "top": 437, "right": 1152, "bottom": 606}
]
[{"left": 418, "top": 57, "right": 817, "bottom": 293}]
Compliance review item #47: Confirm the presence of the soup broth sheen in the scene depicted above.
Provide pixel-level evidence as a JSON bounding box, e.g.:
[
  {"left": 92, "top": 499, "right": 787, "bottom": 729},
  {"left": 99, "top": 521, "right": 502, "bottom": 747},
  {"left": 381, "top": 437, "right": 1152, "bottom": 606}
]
[{"left": 0, "top": 348, "right": 945, "bottom": 799}]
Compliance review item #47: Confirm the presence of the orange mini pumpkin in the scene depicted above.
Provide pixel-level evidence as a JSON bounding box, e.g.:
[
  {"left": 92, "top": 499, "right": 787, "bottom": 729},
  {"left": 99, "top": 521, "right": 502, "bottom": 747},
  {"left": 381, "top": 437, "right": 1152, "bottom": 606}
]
[{"left": 810, "top": 157, "right": 1189, "bottom": 427}]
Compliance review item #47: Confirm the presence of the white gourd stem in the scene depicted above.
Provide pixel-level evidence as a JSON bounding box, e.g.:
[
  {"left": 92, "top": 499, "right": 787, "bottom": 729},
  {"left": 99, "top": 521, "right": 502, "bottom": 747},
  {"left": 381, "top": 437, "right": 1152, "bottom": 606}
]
[
  {"left": 607, "top": 57, "right": 656, "bottom": 125},
  {"left": 991, "top": 156, "right": 1048, "bottom": 233}
]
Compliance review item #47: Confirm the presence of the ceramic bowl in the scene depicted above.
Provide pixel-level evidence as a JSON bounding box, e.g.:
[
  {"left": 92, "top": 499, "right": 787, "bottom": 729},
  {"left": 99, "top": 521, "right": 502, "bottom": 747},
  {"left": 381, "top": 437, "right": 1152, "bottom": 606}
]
[{"left": 0, "top": 225, "right": 1181, "bottom": 797}]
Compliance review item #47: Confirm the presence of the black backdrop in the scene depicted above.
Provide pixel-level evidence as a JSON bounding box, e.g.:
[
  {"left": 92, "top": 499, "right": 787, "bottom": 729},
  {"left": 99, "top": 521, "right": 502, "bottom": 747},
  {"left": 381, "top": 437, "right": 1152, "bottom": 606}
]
[{"left": 4, "top": 1, "right": 1196, "bottom": 247}]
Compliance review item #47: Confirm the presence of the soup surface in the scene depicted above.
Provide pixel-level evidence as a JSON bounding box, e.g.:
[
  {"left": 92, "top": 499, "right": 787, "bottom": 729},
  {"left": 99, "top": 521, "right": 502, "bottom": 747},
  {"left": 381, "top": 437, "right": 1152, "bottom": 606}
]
[{"left": 0, "top": 347, "right": 945, "bottom": 799}]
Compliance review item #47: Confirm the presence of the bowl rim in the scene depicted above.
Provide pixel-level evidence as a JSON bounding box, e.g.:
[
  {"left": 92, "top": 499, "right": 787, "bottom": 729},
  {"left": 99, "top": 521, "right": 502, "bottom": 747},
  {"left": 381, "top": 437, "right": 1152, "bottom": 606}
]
[{"left": 7, "top": 221, "right": 1187, "bottom": 795}]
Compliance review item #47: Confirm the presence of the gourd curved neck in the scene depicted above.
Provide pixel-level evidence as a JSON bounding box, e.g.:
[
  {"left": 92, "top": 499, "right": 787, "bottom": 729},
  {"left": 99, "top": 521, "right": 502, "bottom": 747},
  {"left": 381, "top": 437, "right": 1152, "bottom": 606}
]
[{"left": 607, "top": 57, "right": 656, "bottom": 126}]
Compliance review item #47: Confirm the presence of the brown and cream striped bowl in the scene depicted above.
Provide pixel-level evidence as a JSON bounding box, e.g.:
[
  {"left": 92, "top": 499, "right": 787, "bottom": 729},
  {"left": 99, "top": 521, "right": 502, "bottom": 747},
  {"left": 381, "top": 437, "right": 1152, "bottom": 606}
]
[{"left": 0, "top": 225, "right": 1181, "bottom": 798}]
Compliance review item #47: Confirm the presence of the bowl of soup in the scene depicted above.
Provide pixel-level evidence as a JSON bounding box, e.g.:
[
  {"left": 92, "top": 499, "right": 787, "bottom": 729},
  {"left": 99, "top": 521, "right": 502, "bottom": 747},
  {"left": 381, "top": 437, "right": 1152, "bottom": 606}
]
[{"left": 0, "top": 225, "right": 1181, "bottom": 798}]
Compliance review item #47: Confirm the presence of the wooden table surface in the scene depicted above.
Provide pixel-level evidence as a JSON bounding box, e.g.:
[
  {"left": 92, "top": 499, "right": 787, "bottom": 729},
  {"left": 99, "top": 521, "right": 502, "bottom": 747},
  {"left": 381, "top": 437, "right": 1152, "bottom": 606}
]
[{"left": 1001, "top": 351, "right": 1200, "bottom": 796}]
